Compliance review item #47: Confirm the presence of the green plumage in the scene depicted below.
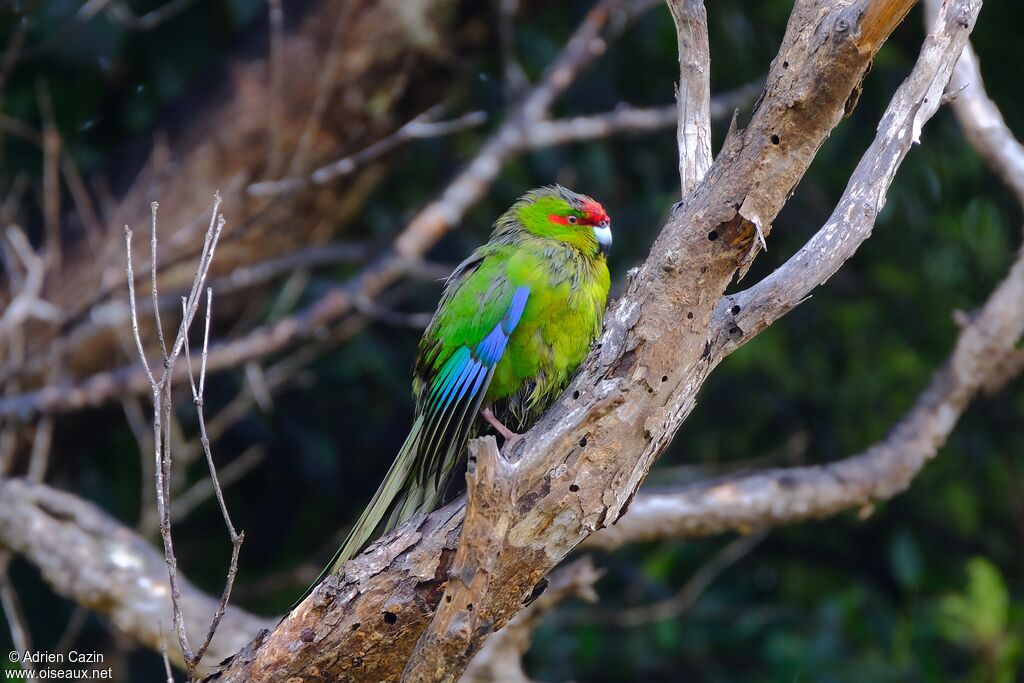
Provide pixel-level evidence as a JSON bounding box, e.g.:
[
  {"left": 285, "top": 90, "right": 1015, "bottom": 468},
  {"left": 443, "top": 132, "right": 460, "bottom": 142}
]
[{"left": 298, "top": 186, "right": 611, "bottom": 604}]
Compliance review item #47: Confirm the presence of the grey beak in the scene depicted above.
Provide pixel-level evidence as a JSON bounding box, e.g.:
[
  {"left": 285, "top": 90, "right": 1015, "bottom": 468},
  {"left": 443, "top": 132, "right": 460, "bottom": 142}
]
[{"left": 593, "top": 221, "right": 612, "bottom": 257}]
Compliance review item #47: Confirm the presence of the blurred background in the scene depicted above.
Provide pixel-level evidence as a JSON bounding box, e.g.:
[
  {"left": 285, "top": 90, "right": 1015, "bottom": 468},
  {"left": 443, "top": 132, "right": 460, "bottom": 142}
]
[{"left": 0, "top": 0, "right": 1021, "bottom": 681}]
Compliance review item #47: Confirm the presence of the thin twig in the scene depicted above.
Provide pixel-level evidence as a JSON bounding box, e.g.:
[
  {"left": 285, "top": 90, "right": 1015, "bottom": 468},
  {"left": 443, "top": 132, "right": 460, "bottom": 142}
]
[
  {"left": 596, "top": 529, "right": 768, "bottom": 626},
  {"left": 0, "top": 553, "right": 33, "bottom": 672},
  {"left": 152, "top": 202, "right": 169, "bottom": 362},
  {"left": 181, "top": 289, "right": 245, "bottom": 666},
  {"left": 126, "top": 193, "right": 231, "bottom": 679},
  {"left": 265, "top": 0, "right": 286, "bottom": 178},
  {"left": 160, "top": 627, "right": 176, "bottom": 683},
  {"left": 37, "top": 81, "right": 62, "bottom": 273},
  {"left": 26, "top": 416, "right": 53, "bottom": 483},
  {"left": 249, "top": 108, "right": 487, "bottom": 196}
]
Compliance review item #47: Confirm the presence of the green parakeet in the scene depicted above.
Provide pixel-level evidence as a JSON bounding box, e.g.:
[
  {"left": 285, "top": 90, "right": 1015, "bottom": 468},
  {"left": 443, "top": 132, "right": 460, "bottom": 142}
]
[{"left": 302, "top": 185, "right": 611, "bottom": 600}]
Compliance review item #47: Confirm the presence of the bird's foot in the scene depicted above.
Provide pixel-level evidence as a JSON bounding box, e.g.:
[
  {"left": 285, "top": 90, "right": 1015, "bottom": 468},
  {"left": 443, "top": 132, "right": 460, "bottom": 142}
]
[{"left": 481, "top": 407, "right": 523, "bottom": 452}]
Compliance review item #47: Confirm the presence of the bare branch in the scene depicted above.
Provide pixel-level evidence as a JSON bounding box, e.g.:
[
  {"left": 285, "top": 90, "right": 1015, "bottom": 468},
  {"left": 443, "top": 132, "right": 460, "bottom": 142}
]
[
  {"left": 710, "top": 0, "right": 987, "bottom": 361},
  {"left": 249, "top": 109, "right": 488, "bottom": 196},
  {"left": 667, "top": 0, "right": 712, "bottom": 195},
  {"left": 0, "top": 477, "right": 272, "bottom": 672},
  {"left": 127, "top": 194, "right": 236, "bottom": 679},
  {"left": 124, "top": 226, "right": 157, "bottom": 389},
  {"left": 0, "top": 226, "right": 61, "bottom": 339}
]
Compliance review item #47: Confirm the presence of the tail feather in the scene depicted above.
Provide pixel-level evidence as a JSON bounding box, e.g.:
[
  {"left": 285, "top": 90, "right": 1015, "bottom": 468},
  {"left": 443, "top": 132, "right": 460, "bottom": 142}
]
[{"left": 291, "top": 416, "right": 424, "bottom": 610}]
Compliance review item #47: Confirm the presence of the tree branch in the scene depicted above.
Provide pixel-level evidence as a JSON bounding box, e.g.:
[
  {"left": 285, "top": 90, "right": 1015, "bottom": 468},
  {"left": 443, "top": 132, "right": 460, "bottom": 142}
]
[
  {"left": 0, "top": 477, "right": 272, "bottom": 672},
  {"left": 709, "top": 0, "right": 984, "bottom": 361},
  {"left": 667, "top": 0, "right": 712, "bottom": 195}
]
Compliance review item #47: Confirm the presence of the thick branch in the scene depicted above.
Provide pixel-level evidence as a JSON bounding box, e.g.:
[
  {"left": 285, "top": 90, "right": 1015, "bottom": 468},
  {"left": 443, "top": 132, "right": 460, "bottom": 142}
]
[
  {"left": 0, "top": 477, "right": 272, "bottom": 672},
  {"left": 710, "top": 0, "right": 984, "bottom": 360},
  {"left": 584, "top": 230, "right": 1023, "bottom": 546}
]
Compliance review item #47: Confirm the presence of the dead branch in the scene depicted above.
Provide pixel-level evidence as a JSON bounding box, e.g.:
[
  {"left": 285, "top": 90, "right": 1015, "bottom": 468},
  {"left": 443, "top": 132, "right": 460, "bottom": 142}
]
[
  {"left": 668, "top": 0, "right": 712, "bottom": 195},
  {"left": 125, "top": 196, "right": 243, "bottom": 679},
  {"left": 0, "top": 477, "right": 272, "bottom": 672},
  {"left": 708, "top": 0, "right": 989, "bottom": 362},
  {"left": 182, "top": 290, "right": 246, "bottom": 670}
]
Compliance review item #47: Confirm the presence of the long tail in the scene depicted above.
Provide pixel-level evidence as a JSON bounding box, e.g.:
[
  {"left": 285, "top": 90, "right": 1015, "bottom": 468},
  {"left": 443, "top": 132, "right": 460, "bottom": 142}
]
[{"left": 291, "top": 416, "right": 425, "bottom": 609}]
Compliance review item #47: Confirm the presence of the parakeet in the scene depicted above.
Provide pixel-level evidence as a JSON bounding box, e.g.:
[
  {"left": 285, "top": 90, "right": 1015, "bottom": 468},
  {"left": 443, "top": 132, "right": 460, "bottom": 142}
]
[{"left": 302, "top": 185, "right": 611, "bottom": 600}]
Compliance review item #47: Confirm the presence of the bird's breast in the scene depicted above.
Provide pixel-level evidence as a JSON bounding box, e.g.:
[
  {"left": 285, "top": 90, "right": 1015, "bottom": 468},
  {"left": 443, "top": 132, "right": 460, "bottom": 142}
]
[{"left": 485, "top": 250, "right": 609, "bottom": 418}]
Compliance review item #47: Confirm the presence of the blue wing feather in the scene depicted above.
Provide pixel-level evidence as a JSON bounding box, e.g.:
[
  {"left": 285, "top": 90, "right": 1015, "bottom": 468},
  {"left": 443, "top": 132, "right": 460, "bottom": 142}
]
[{"left": 418, "top": 285, "right": 530, "bottom": 489}]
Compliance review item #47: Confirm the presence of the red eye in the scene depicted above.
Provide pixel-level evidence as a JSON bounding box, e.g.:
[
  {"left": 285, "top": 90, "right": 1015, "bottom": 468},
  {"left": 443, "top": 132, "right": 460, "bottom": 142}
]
[{"left": 568, "top": 215, "right": 578, "bottom": 224}]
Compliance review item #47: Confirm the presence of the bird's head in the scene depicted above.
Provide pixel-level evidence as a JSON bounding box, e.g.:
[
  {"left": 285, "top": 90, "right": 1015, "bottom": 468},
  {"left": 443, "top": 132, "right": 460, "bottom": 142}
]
[{"left": 511, "top": 185, "right": 612, "bottom": 259}]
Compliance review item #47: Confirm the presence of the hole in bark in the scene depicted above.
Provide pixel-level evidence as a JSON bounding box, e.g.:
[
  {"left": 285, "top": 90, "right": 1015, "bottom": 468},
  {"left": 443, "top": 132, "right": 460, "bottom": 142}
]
[
  {"left": 661, "top": 375, "right": 668, "bottom": 383},
  {"left": 572, "top": 390, "right": 580, "bottom": 400},
  {"left": 579, "top": 437, "right": 588, "bottom": 448},
  {"left": 770, "top": 134, "right": 780, "bottom": 145},
  {"left": 351, "top": 622, "right": 361, "bottom": 631},
  {"left": 686, "top": 312, "right": 694, "bottom": 320},
  {"left": 383, "top": 611, "right": 397, "bottom": 625},
  {"left": 729, "top": 325, "right": 743, "bottom": 337},
  {"left": 569, "top": 484, "right": 580, "bottom": 492},
  {"left": 708, "top": 230, "right": 719, "bottom": 241},
  {"left": 467, "top": 603, "right": 474, "bottom": 612},
  {"left": 783, "top": 60, "right": 789, "bottom": 69},
  {"left": 731, "top": 304, "right": 741, "bottom": 315},
  {"left": 445, "top": 595, "right": 452, "bottom": 603}
]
